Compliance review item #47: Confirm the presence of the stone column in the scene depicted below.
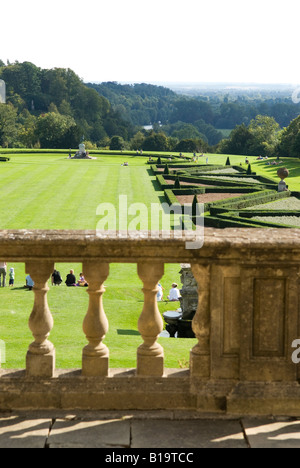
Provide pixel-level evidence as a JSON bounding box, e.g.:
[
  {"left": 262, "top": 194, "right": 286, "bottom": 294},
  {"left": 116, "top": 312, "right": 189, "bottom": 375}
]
[
  {"left": 137, "top": 262, "right": 164, "bottom": 376},
  {"left": 26, "top": 261, "right": 55, "bottom": 378},
  {"left": 82, "top": 262, "right": 109, "bottom": 377},
  {"left": 190, "top": 263, "right": 211, "bottom": 378}
]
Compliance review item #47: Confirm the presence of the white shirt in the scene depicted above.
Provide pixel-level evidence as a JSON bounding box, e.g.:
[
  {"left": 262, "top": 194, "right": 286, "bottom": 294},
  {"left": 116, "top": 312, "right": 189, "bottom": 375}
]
[{"left": 169, "top": 288, "right": 181, "bottom": 301}]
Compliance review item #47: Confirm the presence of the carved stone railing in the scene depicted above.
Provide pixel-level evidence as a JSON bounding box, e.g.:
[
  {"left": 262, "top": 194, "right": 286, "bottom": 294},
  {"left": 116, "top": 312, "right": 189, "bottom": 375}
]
[{"left": 1, "top": 228, "right": 300, "bottom": 416}]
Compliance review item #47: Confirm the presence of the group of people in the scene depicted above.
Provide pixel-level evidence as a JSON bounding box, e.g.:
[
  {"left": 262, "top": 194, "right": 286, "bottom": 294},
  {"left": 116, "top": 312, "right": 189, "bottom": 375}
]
[
  {"left": 0, "top": 263, "right": 88, "bottom": 290},
  {"left": 0, "top": 262, "right": 15, "bottom": 288},
  {"left": 0, "top": 261, "right": 34, "bottom": 290},
  {"left": 1, "top": 261, "right": 181, "bottom": 304},
  {"left": 157, "top": 283, "right": 181, "bottom": 302},
  {"left": 52, "top": 269, "right": 88, "bottom": 288}
]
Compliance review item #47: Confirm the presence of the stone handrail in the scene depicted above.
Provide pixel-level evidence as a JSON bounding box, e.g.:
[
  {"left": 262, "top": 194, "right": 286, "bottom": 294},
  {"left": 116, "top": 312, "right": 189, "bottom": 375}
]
[{"left": 1, "top": 228, "right": 300, "bottom": 415}]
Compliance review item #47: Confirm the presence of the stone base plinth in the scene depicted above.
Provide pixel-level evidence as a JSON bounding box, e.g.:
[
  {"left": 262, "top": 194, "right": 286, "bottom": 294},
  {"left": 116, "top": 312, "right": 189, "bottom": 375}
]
[
  {"left": 189, "top": 351, "right": 210, "bottom": 379},
  {"left": 26, "top": 350, "right": 55, "bottom": 378},
  {"left": 227, "top": 382, "right": 300, "bottom": 417},
  {"left": 82, "top": 355, "right": 109, "bottom": 377},
  {"left": 1, "top": 369, "right": 300, "bottom": 416},
  {"left": 137, "top": 354, "right": 164, "bottom": 377}
]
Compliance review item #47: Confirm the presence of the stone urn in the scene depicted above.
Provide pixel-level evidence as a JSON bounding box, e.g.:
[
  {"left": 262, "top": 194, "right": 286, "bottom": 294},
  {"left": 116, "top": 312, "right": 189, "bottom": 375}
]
[
  {"left": 277, "top": 167, "right": 289, "bottom": 192},
  {"left": 277, "top": 167, "right": 289, "bottom": 180}
]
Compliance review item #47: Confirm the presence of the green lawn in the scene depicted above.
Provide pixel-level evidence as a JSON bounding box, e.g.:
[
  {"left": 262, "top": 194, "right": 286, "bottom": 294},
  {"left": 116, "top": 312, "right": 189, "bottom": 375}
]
[
  {"left": 0, "top": 153, "right": 195, "bottom": 369},
  {"left": 0, "top": 153, "right": 169, "bottom": 230},
  {"left": 201, "top": 153, "right": 300, "bottom": 191},
  {"left": 0, "top": 262, "right": 189, "bottom": 369},
  {"left": 0, "top": 151, "right": 299, "bottom": 370}
]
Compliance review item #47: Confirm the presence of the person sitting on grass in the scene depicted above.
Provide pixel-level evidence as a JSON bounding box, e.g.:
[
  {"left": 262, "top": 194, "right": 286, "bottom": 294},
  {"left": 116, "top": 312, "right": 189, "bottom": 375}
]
[
  {"left": 51, "top": 269, "right": 62, "bottom": 286},
  {"left": 76, "top": 273, "right": 88, "bottom": 287},
  {"left": 157, "top": 283, "right": 164, "bottom": 301},
  {"left": 65, "top": 269, "right": 76, "bottom": 287},
  {"left": 167, "top": 283, "right": 181, "bottom": 301},
  {"left": 25, "top": 274, "right": 34, "bottom": 291}
]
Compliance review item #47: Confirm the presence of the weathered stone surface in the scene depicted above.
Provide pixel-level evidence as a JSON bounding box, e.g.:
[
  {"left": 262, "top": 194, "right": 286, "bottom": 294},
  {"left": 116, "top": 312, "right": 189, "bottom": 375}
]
[
  {"left": 0, "top": 416, "right": 51, "bottom": 448},
  {"left": 0, "top": 369, "right": 197, "bottom": 412},
  {"left": 2, "top": 412, "right": 300, "bottom": 448},
  {"left": 227, "top": 382, "right": 300, "bottom": 416},
  {"left": 47, "top": 418, "right": 131, "bottom": 448},
  {"left": 243, "top": 418, "right": 300, "bottom": 448},
  {"left": 0, "top": 228, "right": 300, "bottom": 264},
  {"left": 131, "top": 419, "right": 247, "bottom": 448}
]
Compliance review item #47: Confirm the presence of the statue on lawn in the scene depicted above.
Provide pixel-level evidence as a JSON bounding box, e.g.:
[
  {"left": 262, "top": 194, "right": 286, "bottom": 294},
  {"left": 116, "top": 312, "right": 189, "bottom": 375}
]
[{"left": 70, "top": 142, "right": 96, "bottom": 160}]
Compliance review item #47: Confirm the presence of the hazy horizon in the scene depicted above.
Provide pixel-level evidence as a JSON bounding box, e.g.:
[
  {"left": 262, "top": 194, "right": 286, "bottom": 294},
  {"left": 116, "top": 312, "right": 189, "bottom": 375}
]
[{"left": 1, "top": 0, "right": 300, "bottom": 87}]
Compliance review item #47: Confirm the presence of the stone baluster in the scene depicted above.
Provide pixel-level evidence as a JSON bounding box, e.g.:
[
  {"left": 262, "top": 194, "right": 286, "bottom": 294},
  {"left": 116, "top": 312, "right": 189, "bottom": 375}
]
[
  {"left": 82, "top": 262, "right": 109, "bottom": 377},
  {"left": 26, "top": 261, "right": 55, "bottom": 378},
  {"left": 190, "top": 264, "right": 211, "bottom": 378},
  {"left": 137, "top": 262, "right": 164, "bottom": 376}
]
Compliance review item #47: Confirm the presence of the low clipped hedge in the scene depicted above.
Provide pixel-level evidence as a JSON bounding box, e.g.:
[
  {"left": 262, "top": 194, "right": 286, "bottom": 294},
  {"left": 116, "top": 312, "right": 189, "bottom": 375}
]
[
  {"left": 151, "top": 163, "right": 201, "bottom": 174},
  {"left": 154, "top": 160, "right": 300, "bottom": 229},
  {"left": 236, "top": 210, "right": 300, "bottom": 218},
  {"left": 215, "top": 211, "right": 300, "bottom": 229},
  {"left": 209, "top": 190, "right": 291, "bottom": 212}
]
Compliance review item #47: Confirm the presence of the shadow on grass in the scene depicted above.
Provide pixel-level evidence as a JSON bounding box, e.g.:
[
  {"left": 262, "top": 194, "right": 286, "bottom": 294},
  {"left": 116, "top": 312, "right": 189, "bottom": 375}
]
[
  {"left": 151, "top": 178, "right": 163, "bottom": 191},
  {"left": 117, "top": 329, "right": 140, "bottom": 336}
]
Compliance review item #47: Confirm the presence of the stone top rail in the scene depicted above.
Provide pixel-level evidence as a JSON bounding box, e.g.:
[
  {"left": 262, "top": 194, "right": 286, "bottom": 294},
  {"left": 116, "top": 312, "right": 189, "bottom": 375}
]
[{"left": 0, "top": 228, "right": 299, "bottom": 263}]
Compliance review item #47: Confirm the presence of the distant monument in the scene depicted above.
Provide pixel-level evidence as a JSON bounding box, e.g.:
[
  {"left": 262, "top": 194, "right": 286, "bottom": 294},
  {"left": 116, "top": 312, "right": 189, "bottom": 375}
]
[
  {"left": 277, "top": 167, "right": 289, "bottom": 192},
  {"left": 71, "top": 142, "right": 96, "bottom": 160},
  {"left": 0, "top": 80, "right": 6, "bottom": 104},
  {"left": 79, "top": 143, "right": 86, "bottom": 156}
]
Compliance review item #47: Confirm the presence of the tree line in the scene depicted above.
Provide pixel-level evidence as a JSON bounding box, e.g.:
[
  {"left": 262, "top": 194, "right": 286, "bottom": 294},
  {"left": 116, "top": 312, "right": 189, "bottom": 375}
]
[
  {"left": 0, "top": 60, "right": 300, "bottom": 157},
  {"left": 0, "top": 61, "right": 134, "bottom": 148}
]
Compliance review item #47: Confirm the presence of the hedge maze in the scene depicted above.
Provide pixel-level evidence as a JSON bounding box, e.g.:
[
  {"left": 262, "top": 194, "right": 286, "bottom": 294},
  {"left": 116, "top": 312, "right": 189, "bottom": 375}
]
[{"left": 151, "top": 160, "right": 300, "bottom": 229}]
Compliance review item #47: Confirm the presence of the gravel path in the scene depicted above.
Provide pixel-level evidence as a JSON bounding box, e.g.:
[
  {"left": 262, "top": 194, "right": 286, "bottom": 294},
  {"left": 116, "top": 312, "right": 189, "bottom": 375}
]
[
  {"left": 204, "top": 175, "right": 260, "bottom": 184},
  {"left": 203, "top": 168, "right": 239, "bottom": 174},
  {"left": 245, "top": 197, "right": 300, "bottom": 210},
  {"left": 253, "top": 216, "right": 300, "bottom": 226},
  {"left": 176, "top": 193, "right": 245, "bottom": 204}
]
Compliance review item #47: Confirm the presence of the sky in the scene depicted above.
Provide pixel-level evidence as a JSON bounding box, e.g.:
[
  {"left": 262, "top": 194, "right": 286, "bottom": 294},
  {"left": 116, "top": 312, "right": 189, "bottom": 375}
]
[{"left": 1, "top": 0, "right": 300, "bottom": 85}]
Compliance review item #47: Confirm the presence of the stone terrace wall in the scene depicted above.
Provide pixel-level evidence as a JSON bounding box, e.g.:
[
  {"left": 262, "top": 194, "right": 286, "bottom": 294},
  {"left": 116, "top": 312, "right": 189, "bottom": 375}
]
[{"left": 1, "top": 228, "right": 300, "bottom": 416}]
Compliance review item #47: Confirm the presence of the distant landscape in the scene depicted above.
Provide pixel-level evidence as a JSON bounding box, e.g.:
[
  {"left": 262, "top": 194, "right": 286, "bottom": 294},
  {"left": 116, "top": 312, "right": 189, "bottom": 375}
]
[
  {"left": 0, "top": 60, "right": 300, "bottom": 158},
  {"left": 120, "top": 80, "right": 298, "bottom": 96}
]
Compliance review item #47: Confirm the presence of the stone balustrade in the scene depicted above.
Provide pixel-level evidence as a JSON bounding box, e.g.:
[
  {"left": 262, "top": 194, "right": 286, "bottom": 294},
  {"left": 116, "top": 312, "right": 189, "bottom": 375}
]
[{"left": 1, "top": 228, "right": 300, "bottom": 416}]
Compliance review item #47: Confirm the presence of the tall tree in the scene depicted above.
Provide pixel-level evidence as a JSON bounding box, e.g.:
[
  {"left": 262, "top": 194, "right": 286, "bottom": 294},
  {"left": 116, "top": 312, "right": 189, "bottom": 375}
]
[
  {"left": 218, "top": 124, "right": 254, "bottom": 155},
  {"left": 247, "top": 115, "right": 280, "bottom": 156},
  {"left": 0, "top": 103, "right": 18, "bottom": 147},
  {"left": 35, "top": 112, "right": 80, "bottom": 148},
  {"left": 276, "top": 115, "right": 300, "bottom": 157}
]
